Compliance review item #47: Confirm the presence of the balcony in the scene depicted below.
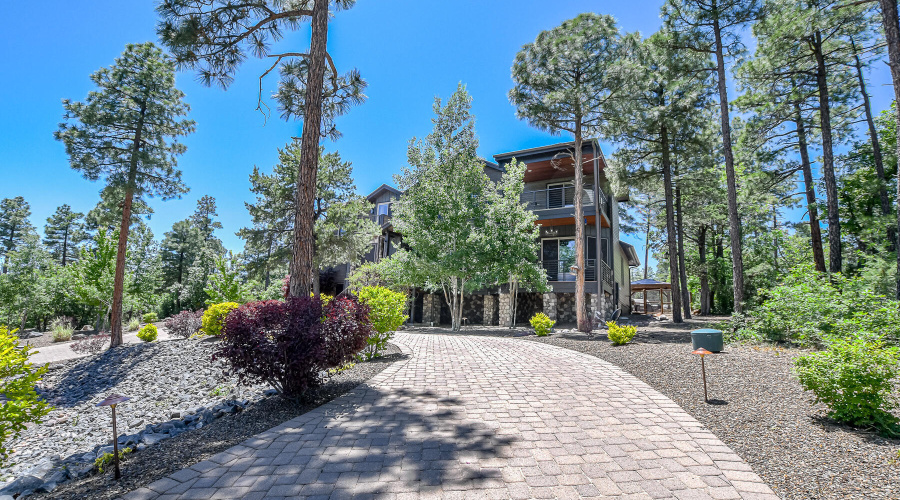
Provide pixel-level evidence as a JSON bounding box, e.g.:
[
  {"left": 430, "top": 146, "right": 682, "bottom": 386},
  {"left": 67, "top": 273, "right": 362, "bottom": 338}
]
[
  {"left": 541, "top": 259, "right": 613, "bottom": 287},
  {"left": 520, "top": 186, "right": 608, "bottom": 213}
]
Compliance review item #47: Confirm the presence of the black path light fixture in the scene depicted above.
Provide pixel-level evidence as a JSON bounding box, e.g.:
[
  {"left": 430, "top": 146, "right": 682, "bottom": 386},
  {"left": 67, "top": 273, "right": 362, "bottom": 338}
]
[
  {"left": 691, "top": 347, "right": 712, "bottom": 403},
  {"left": 96, "top": 393, "right": 130, "bottom": 479}
]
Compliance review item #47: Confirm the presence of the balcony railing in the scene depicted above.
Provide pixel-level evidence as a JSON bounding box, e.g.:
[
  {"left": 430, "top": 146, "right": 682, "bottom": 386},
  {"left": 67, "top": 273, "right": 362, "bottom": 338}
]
[
  {"left": 542, "top": 259, "right": 596, "bottom": 282},
  {"left": 541, "top": 258, "right": 613, "bottom": 287},
  {"left": 370, "top": 213, "right": 392, "bottom": 227},
  {"left": 520, "top": 186, "right": 607, "bottom": 212}
]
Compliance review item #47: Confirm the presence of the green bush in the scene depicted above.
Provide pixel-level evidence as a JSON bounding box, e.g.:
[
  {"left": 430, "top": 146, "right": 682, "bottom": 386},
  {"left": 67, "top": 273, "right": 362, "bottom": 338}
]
[
  {"left": 142, "top": 312, "right": 158, "bottom": 324},
  {"left": 733, "top": 265, "right": 900, "bottom": 346},
  {"left": 530, "top": 313, "right": 555, "bottom": 336},
  {"left": 357, "top": 286, "right": 408, "bottom": 359},
  {"left": 0, "top": 326, "right": 52, "bottom": 464},
  {"left": 50, "top": 317, "right": 74, "bottom": 342},
  {"left": 126, "top": 318, "right": 141, "bottom": 332},
  {"left": 137, "top": 324, "right": 158, "bottom": 342},
  {"left": 607, "top": 321, "right": 636, "bottom": 345},
  {"left": 794, "top": 334, "right": 900, "bottom": 436},
  {"left": 201, "top": 302, "right": 240, "bottom": 337}
]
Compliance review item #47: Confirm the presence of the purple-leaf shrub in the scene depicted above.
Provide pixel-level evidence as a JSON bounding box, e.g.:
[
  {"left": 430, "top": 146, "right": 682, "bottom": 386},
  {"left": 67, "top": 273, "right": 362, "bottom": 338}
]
[
  {"left": 214, "top": 296, "right": 372, "bottom": 398},
  {"left": 164, "top": 310, "right": 204, "bottom": 338},
  {"left": 71, "top": 334, "right": 110, "bottom": 355}
]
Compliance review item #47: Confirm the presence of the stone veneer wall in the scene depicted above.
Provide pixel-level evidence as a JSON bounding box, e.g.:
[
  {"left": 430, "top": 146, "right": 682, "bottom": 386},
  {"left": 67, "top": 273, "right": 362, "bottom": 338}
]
[
  {"left": 516, "top": 293, "right": 543, "bottom": 325},
  {"left": 556, "top": 293, "right": 579, "bottom": 324},
  {"left": 462, "top": 295, "right": 484, "bottom": 325},
  {"left": 542, "top": 293, "right": 557, "bottom": 321},
  {"left": 498, "top": 293, "right": 512, "bottom": 327},
  {"left": 483, "top": 295, "right": 497, "bottom": 326},
  {"left": 422, "top": 293, "right": 439, "bottom": 325}
]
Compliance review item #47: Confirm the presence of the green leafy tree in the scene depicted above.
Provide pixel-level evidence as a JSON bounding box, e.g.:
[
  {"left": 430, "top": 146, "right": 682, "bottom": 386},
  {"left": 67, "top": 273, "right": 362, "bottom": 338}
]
[
  {"left": 158, "top": 0, "right": 366, "bottom": 298},
  {"left": 0, "top": 325, "right": 51, "bottom": 465},
  {"left": 43, "top": 204, "right": 87, "bottom": 266},
  {"left": 55, "top": 42, "right": 194, "bottom": 346},
  {"left": 205, "top": 252, "right": 255, "bottom": 305},
  {"left": 509, "top": 13, "right": 634, "bottom": 331},
  {"left": 482, "top": 158, "right": 547, "bottom": 327},
  {"left": 0, "top": 197, "right": 34, "bottom": 274},
  {"left": 69, "top": 229, "right": 118, "bottom": 331},
  {"left": 662, "top": 0, "right": 760, "bottom": 312},
  {"left": 1, "top": 233, "right": 53, "bottom": 331},
  {"left": 393, "top": 84, "right": 492, "bottom": 331}
]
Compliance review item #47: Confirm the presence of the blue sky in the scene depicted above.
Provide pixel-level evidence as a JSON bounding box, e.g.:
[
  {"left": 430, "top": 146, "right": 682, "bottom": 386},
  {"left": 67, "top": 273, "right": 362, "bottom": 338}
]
[{"left": 0, "top": 0, "right": 893, "bottom": 271}]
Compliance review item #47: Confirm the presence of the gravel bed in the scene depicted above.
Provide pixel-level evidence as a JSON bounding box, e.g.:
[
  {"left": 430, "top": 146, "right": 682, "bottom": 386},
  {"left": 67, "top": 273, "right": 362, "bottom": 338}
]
[
  {"left": 521, "top": 318, "right": 900, "bottom": 500},
  {"left": 9, "top": 338, "right": 403, "bottom": 499}
]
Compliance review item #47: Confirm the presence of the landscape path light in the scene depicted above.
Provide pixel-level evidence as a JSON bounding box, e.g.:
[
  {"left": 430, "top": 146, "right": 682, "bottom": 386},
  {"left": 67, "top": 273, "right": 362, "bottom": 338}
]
[
  {"left": 96, "top": 393, "right": 130, "bottom": 479},
  {"left": 691, "top": 347, "right": 712, "bottom": 403}
]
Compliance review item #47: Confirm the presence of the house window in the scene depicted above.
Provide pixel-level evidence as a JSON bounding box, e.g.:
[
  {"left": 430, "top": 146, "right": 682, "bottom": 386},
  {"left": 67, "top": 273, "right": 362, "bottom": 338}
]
[
  {"left": 377, "top": 202, "right": 391, "bottom": 216},
  {"left": 543, "top": 237, "right": 599, "bottom": 282}
]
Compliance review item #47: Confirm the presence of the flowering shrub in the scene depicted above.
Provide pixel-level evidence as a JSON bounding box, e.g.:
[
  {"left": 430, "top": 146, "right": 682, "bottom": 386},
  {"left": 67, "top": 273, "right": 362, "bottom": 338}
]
[
  {"left": 215, "top": 296, "right": 372, "bottom": 397},
  {"left": 137, "top": 324, "right": 158, "bottom": 342},
  {"left": 357, "top": 286, "right": 407, "bottom": 359},
  {"left": 607, "top": 321, "right": 636, "bottom": 345},
  {"left": 795, "top": 334, "right": 900, "bottom": 436},
  {"left": 71, "top": 334, "right": 110, "bottom": 354},
  {"left": 164, "top": 310, "right": 204, "bottom": 339},
  {"left": 530, "top": 313, "right": 555, "bottom": 336},
  {"left": 0, "top": 326, "right": 51, "bottom": 464},
  {"left": 201, "top": 302, "right": 240, "bottom": 337}
]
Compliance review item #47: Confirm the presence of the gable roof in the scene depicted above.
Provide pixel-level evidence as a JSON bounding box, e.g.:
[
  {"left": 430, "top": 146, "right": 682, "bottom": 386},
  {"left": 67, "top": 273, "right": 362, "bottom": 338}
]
[
  {"left": 366, "top": 184, "right": 402, "bottom": 202},
  {"left": 492, "top": 139, "right": 602, "bottom": 163},
  {"left": 618, "top": 241, "right": 640, "bottom": 267}
]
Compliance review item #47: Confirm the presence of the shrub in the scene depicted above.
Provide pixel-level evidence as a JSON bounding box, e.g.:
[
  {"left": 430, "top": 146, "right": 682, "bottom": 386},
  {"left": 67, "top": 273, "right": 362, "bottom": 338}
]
[
  {"left": 607, "top": 321, "right": 637, "bottom": 345},
  {"left": 794, "top": 334, "right": 900, "bottom": 436},
  {"left": 137, "top": 324, "right": 158, "bottom": 342},
  {"left": 0, "top": 326, "right": 52, "bottom": 464},
  {"left": 215, "top": 296, "right": 372, "bottom": 397},
  {"left": 164, "top": 310, "right": 204, "bottom": 339},
  {"left": 201, "top": 302, "right": 240, "bottom": 337},
  {"left": 734, "top": 265, "right": 900, "bottom": 346},
  {"left": 530, "top": 313, "right": 555, "bottom": 337},
  {"left": 142, "top": 312, "right": 158, "bottom": 324},
  {"left": 357, "top": 286, "right": 408, "bottom": 359},
  {"left": 71, "top": 334, "right": 110, "bottom": 354},
  {"left": 125, "top": 318, "right": 140, "bottom": 332},
  {"left": 50, "top": 317, "right": 74, "bottom": 342}
]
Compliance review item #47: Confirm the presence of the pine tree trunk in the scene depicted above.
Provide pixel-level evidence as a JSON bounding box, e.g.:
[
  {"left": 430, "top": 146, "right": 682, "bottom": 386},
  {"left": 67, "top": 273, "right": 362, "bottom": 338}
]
[
  {"left": 643, "top": 203, "right": 652, "bottom": 279},
  {"left": 878, "top": 0, "right": 900, "bottom": 300},
  {"left": 62, "top": 226, "right": 69, "bottom": 267},
  {"left": 661, "top": 124, "right": 683, "bottom": 323},
  {"left": 573, "top": 124, "right": 588, "bottom": 332},
  {"left": 675, "top": 167, "right": 691, "bottom": 319},
  {"left": 713, "top": 14, "right": 745, "bottom": 314},
  {"left": 699, "top": 225, "right": 711, "bottom": 315},
  {"left": 110, "top": 102, "right": 144, "bottom": 348},
  {"left": 794, "top": 103, "right": 827, "bottom": 272},
  {"left": 851, "top": 37, "right": 893, "bottom": 250},
  {"left": 289, "top": 0, "right": 328, "bottom": 298},
  {"left": 812, "top": 31, "right": 842, "bottom": 274}
]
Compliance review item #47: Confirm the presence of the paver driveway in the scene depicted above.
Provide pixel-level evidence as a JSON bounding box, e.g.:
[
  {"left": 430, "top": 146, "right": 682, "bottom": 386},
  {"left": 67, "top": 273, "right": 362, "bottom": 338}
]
[{"left": 123, "top": 333, "right": 778, "bottom": 500}]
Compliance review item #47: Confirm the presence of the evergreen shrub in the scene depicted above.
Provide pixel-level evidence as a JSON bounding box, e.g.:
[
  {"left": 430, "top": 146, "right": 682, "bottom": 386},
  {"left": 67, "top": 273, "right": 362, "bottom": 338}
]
[
  {"left": 607, "top": 321, "right": 636, "bottom": 345},
  {"left": 201, "top": 302, "right": 240, "bottom": 337},
  {"left": 137, "top": 324, "right": 158, "bottom": 342},
  {"left": 530, "top": 313, "right": 555, "bottom": 336},
  {"left": 142, "top": 312, "right": 158, "bottom": 324}
]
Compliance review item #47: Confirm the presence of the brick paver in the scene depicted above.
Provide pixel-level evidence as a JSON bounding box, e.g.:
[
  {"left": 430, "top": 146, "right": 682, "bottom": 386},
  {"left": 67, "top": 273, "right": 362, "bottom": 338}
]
[{"left": 122, "top": 333, "right": 778, "bottom": 499}]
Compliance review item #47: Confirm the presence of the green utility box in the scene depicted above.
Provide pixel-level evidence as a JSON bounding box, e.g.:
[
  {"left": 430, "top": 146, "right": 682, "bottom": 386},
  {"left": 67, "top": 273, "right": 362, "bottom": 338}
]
[{"left": 691, "top": 328, "right": 723, "bottom": 353}]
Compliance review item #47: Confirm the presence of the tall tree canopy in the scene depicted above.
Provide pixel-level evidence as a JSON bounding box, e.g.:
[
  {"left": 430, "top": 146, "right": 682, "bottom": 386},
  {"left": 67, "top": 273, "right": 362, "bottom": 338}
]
[
  {"left": 43, "top": 204, "right": 87, "bottom": 267},
  {"left": 0, "top": 197, "right": 34, "bottom": 275},
  {"left": 157, "top": 0, "right": 366, "bottom": 298},
  {"left": 55, "top": 42, "right": 194, "bottom": 346},
  {"left": 509, "top": 13, "right": 635, "bottom": 331}
]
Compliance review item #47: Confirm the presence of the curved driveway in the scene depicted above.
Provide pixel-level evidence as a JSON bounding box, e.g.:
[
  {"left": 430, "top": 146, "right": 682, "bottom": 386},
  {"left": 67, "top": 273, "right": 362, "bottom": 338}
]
[{"left": 124, "top": 333, "right": 778, "bottom": 499}]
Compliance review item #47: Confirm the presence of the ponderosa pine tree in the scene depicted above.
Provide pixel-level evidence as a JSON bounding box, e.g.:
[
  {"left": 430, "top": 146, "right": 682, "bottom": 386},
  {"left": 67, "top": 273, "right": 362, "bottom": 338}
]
[
  {"left": 0, "top": 197, "right": 33, "bottom": 275},
  {"left": 191, "top": 195, "right": 223, "bottom": 242},
  {"left": 393, "top": 84, "right": 493, "bottom": 332},
  {"left": 663, "top": 0, "right": 759, "bottom": 313},
  {"left": 84, "top": 185, "right": 155, "bottom": 233},
  {"left": 608, "top": 30, "right": 715, "bottom": 323},
  {"left": 43, "top": 204, "right": 86, "bottom": 267},
  {"left": 158, "top": 0, "right": 366, "bottom": 299},
  {"left": 161, "top": 219, "right": 203, "bottom": 312},
  {"left": 510, "top": 13, "right": 635, "bottom": 331},
  {"left": 56, "top": 43, "right": 194, "bottom": 347}
]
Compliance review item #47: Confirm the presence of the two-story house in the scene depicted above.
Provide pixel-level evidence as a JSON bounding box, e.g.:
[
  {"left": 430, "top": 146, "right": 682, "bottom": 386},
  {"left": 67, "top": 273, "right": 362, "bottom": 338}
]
[{"left": 356, "top": 141, "right": 640, "bottom": 326}]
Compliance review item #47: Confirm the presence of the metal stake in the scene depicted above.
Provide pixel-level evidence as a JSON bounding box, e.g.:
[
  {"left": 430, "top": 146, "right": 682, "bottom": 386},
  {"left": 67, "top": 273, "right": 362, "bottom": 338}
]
[
  {"left": 97, "top": 394, "right": 130, "bottom": 480},
  {"left": 691, "top": 347, "right": 712, "bottom": 403}
]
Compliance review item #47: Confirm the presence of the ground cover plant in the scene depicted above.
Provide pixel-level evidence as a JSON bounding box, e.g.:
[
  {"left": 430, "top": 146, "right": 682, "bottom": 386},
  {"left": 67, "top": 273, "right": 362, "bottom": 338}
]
[
  {"left": 0, "top": 326, "right": 51, "bottom": 464},
  {"left": 357, "top": 286, "right": 407, "bottom": 359},
  {"left": 215, "top": 296, "right": 371, "bottom": 397}
]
